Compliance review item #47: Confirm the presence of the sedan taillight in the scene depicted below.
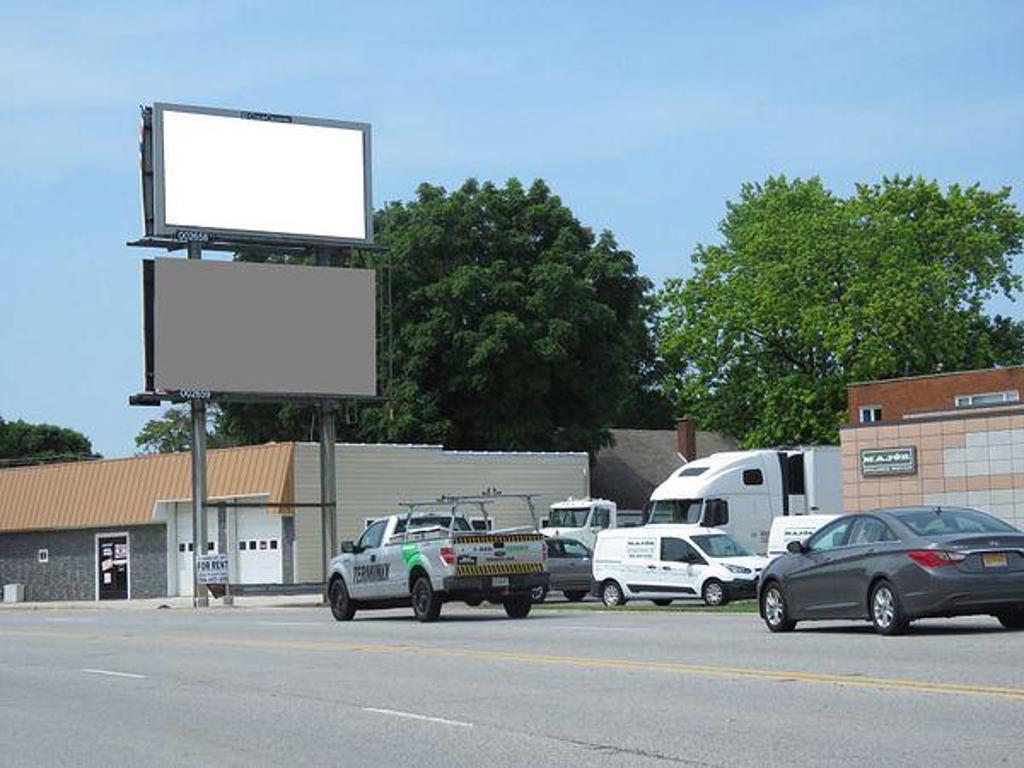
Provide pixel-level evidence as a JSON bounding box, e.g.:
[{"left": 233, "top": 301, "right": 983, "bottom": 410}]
[{"left": 907, "top": 550, "right": 966, "bottom": 569}]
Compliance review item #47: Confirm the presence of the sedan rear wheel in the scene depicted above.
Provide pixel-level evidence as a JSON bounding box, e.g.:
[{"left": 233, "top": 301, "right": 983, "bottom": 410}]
[
  {"left": 530, "top": 585, "right": 548, "bottom": 604},
  {"left": 761, "top": 582, "right": 795, "bottom": 633},
  {"left": 870, "top": 580, "right": 908, "bottom": 636},
  {"left": 996, "top": 607, "right": 1024, "bottom": 630}
]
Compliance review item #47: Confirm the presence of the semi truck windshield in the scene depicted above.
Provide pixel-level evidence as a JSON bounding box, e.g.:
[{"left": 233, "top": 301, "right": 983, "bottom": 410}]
[{"left": 646, "top": 499, "right": 703, "bottom": 524}]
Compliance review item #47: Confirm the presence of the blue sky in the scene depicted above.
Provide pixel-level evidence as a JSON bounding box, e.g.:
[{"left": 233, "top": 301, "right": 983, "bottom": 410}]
[{"left": 1, "top": 1, "right": 1022, "bottom": 458}]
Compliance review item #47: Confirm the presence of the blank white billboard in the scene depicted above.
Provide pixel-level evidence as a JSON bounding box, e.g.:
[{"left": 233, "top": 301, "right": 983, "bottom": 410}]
[
  {"left": 147, "top": 258, "right": 376, "bottom": 397},
  {"left": 152, "top": 104, "right": 371, "bottom": 245}
]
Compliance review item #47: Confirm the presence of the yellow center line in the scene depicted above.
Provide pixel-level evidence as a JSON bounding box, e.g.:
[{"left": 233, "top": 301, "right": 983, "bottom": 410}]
[{"left": 2, "top": 627, "right": 1022, "bottom": 701}]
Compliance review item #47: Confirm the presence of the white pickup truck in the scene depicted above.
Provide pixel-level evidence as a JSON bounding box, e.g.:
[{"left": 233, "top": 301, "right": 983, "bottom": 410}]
[{"left": 326, "top": 494, "right": 549, "bottom": 623}]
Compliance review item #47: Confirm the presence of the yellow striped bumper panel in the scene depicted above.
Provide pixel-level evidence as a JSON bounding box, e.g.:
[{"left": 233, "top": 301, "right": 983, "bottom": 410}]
[{"left": 456, "top": 562, "right": 545, "bottom": 575}]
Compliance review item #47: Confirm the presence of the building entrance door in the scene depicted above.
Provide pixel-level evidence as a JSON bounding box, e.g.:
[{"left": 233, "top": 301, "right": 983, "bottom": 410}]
[{"left": 97, "top": 535, "right": 129, "bottom": 600}]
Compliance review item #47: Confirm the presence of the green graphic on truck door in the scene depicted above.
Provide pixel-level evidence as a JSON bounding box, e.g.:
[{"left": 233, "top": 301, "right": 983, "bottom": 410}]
[{"left": 401, "top": 543, "right": 426, "bottom": 570}]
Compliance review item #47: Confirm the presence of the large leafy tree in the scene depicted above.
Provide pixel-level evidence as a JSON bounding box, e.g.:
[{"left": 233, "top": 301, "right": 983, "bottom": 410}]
[
  {"left": 134, "top": 407, "right": 234, "bottom": 454},
  {"left": 219, "top": 178, "right": 669, "bottom": 453},
  {"left": 0, "top": 416, "right": 99, "bottom": 463},
  {"left": 659, "top": 175, "right": 1024, "bottom": 446}
]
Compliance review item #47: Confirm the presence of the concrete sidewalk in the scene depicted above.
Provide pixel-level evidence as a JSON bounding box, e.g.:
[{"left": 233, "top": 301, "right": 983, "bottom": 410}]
[{"left": 0, "top": 593, "right": 326, "bottom": 611}]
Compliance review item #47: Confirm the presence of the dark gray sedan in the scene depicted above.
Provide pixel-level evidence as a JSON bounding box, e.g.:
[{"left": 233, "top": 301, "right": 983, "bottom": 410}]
[
  {"left": 758, "top": 506, "right": 1024, "bottom": 635},
  {"left": 532, "top": 538, "right": 592, "bottom": 603}
]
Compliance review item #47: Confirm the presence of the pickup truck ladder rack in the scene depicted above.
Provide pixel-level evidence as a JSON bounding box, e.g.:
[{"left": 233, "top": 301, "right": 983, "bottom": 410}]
[{"left": 396, "top": 491, "right": 541, "bottom": 533}]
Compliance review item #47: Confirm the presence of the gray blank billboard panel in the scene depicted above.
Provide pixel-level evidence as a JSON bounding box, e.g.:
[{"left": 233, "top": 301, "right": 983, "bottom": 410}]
[{"left": 152, "top": 258, "right": 376, "bottom": 397}]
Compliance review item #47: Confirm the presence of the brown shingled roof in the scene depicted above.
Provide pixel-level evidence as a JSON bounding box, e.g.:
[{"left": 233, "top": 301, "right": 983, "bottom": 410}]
[{"left": 0, "top": 443, "right": 294, "bottom": 533}]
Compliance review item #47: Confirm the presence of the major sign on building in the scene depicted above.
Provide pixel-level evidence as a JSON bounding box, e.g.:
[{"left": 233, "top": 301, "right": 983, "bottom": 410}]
[{"left": 860, "top": 447, "right": 917, "bottom": 477}]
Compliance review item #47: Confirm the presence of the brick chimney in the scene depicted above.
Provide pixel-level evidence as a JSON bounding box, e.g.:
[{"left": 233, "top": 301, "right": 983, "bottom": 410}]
[{"left": 676, "top": 416, "right": 697, "bottom": 462}]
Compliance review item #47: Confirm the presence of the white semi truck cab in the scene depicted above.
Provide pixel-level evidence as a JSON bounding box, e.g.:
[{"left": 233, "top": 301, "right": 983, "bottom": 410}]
[
  {"left": 541, "top": 498, "right": 643, "bottom": 551},
  {"left": 644, "top": 448, "right": 842, "bottom": 554}
]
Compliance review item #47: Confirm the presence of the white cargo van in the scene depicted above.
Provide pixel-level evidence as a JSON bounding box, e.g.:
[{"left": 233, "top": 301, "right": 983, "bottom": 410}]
[
  {"left": 592, "top": 525, "right": 769, "bottom": 607},
  {"left": 541, "top": 498, "right": 642, "bottom": 551},
  {"left": 766, "top": 514, "right": 839, "bottom": 558},
  {"left": 645, "top": 447, "right": 841, "bottom": 554}
]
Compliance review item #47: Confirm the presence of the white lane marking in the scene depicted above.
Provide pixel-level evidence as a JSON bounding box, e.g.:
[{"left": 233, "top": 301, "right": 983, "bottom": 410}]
[
  {"left": 362, "top": 707, "right": 473, "bottom": 728},
  {"left": 551, "top": 625, "right": 640, "bottom": 632},
  {"left": 45, "top": 618, "right": 97, "bottom": 623},
  {"left": 254, "top": 621, "right": 323, "bottom": 627},
  {"left": 82, "top": 668, "right": 147, "bottom": 680}
]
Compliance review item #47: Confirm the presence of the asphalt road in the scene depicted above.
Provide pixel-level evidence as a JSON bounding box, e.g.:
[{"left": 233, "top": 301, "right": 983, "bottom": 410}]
[{"left": 1, "top": 602, "right": 1022, "bottom": 767}]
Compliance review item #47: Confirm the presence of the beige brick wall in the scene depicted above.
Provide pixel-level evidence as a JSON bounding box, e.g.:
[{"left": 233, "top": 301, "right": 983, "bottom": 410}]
[{"left": 841, "top": 412, "right": 1024, "bottom": 528}]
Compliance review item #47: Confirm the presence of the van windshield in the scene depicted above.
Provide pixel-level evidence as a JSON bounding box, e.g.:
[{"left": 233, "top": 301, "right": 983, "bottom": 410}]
[
  {"left": 548, "top": 508, "right": 590, "bottom": 527},
  {"left": 691, "top": 534, "right": 751, "bottom": 558},
  {"left": 646, "top": 499, "right": 702, "bottom": 524}
]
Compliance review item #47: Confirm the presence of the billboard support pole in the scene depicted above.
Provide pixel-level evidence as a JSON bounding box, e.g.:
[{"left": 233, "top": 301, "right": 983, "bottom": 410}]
[
  {"left": 187, "top": 241, "right": 210, "bottom": 607},
  {"left": 319, "top": 401, "right": 337, "bottom": 586},
  {"left": 317, "top": 247, "right": 338, "bottom": 588}
]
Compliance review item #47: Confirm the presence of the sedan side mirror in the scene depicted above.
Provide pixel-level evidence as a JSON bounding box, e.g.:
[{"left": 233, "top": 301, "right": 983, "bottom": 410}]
[
  {"left": 340, "top": 540, "right": 356, "bottom": 554},
  {"left": 786, "top": 539, "right": 807, "bottom": 555}
]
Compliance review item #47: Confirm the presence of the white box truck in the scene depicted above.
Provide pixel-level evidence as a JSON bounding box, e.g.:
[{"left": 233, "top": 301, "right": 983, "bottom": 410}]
[{"left": 645, "top": 447, "right": 842, "bottom": 554}]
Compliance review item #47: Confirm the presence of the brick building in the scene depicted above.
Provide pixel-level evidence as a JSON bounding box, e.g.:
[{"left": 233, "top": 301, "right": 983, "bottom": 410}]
[{"left": 841, "top": 366, "right": 1024, "bottom": 527}]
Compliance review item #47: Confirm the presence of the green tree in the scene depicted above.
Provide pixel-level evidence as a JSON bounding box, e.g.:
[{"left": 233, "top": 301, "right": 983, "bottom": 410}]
[
  {"left": 0, "top": 416, "right": 99, "bottom": 464},
  {"left": 219, "top": 178, "right": 669, "bottom": 452},
  {"left": 659, "top": 175, "right": 1024, "bottom": 447},
  {"left": 134, "top": 407, "right": 233, "bottom": 454}
]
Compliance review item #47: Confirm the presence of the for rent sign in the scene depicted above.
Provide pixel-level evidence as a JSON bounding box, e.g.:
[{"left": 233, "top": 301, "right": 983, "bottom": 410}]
[
  {"left": 196, "top": 553, "right": 229, "bottom": 584},
  {"left": 860, "top": 447, "right": 917, "bottom": 476}
]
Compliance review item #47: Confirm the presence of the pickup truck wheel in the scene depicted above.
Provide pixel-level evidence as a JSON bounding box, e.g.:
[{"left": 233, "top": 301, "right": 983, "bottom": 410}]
[
  {"left": 601, "top": 580, "right": 626, "bottom": 607},
  {"left": 504, "top": 596, "right": 532, "bottom": 618},
  {"left": 563, "top": 590, "right": 587, "bottom": 602},
  {"left": 411, "top": 575, "right": 442, "bottom": 623},
  {"left": 328, "top": 577, "right": 356, "bottom": 622},
  {"left": 530, "top": 586, "right": 548, "bottom": 604},
  {"left": 702, "top": 579, "right": 729, "bottom": 607}
]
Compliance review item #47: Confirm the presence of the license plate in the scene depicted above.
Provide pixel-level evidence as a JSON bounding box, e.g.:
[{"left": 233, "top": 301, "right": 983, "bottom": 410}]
[
  {"left": 492, "top": 577, "right": 509, "bottom": 587},
  {"left": 982, "top": 552, "right": 1008, "bottom": 568}
]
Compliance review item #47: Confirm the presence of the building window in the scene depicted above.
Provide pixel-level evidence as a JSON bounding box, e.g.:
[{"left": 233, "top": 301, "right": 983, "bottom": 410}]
[
  {"left": 38, "top": 549, "right": 49, "bottom": 564},
  {"left": 859, "top": 405, "right": 883, "bottom": 423},
  {"left": 954, "top": 391, "right": 1020, "bottom": 408}
]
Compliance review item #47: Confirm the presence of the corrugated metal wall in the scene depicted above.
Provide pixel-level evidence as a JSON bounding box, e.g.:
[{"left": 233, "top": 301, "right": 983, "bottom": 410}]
[{"left": 292, "top": 443, "right": 589, "bottom": 581}]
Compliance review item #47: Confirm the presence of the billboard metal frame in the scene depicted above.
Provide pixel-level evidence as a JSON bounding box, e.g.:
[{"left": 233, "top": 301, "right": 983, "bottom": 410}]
[
  {"left": 139, "top": 102, "right": 374, "bottom": 250},
  {"left": 130, "top": 101, "right": 383, "bottom": 607}
]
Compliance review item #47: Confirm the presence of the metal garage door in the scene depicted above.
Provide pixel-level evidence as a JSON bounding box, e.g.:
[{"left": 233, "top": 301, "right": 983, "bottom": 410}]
[
  {"left": 236, "top": 510, "right": 282, "bottom": 584},
  {"left": 175, "top": 510, "right": 221, "bottom": 597}
]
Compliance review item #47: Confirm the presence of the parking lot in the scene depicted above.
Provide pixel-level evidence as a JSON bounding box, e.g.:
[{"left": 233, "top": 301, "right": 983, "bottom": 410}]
[{"left": 1, "top": 602, "right": 1022, "bottom": 767}]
